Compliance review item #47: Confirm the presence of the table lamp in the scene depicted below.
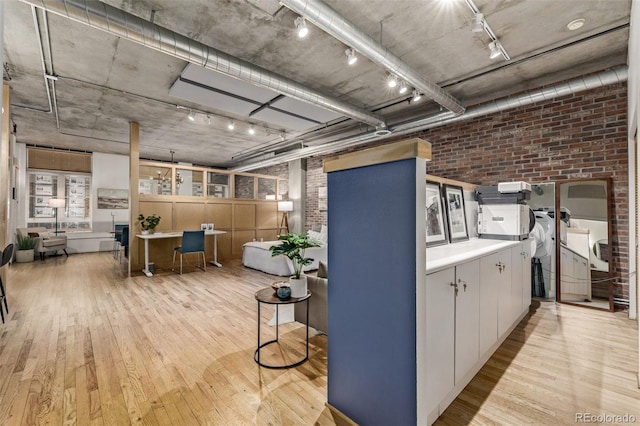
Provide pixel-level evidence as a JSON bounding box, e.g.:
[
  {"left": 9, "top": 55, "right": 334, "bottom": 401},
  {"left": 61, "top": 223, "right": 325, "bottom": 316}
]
[
  {"left": 277, "top": 201, "right": 293, "bottom": 234},
  {"left": 48, "top": 198, "right": 66, "bottom": 235}
]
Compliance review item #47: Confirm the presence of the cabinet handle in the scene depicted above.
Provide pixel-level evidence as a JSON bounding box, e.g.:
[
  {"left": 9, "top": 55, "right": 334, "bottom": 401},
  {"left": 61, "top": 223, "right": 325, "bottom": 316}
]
[
  {"left": 450, "top": 282, "right": 459, "bottom": 296},
  {"left": 496, "top": 262, "right": 506, "bottom": 273},
  {"left": 458, "top": 278, "right": 467, "bottom": 292}
]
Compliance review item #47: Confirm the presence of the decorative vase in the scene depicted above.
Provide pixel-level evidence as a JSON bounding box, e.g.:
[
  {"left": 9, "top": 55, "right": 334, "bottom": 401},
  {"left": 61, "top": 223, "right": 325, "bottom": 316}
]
[
  {"left": 276, "top": 285, "right": 291, "bottom": 300},
  {"left": 16, "top": 249, "right": 34, "bottom": 263},
  {"left": 141, "top": 229, "right": 150, "bottom": 235},
  {"left": 289, "top": 276, "right": 307, "bottom": 298}
]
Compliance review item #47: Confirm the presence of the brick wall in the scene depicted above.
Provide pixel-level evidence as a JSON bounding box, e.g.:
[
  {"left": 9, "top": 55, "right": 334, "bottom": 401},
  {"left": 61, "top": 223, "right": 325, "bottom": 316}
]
[{"left": 303, "top": 82, "right": 629, "bottom": 301}]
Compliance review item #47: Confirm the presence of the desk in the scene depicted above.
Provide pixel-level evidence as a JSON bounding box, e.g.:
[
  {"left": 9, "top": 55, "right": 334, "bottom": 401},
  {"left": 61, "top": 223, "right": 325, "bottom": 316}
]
[
  {"left": 136, "top": 230, "right": 227, "bottom": 277},
  {"left": 254, "top": 287, "right": 311, "bottom": 369}
]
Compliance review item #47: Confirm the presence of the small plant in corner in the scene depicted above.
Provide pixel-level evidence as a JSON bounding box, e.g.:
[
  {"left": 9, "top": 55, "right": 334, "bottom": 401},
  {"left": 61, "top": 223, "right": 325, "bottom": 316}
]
[
  {"left": 269, "top": 232, "right": 321, "bottom": 279},
  {"left": 137, "top": 213, "right": 161, "bottom": 232},
  {"left": 17, "top": 234, "right": 37, "bottom": 250}
]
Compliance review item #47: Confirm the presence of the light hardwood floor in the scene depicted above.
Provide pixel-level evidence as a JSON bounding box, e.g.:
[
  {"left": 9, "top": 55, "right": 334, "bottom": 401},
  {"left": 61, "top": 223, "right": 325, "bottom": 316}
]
[{"left": 0, "top": 253, "right": 638, "bottom": 425}]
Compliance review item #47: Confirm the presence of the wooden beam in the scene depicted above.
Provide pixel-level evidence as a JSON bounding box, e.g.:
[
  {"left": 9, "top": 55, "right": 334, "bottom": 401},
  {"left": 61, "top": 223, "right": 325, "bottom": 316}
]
[{"left": 129, "top": 122, "right": 140, "bottom": 277}]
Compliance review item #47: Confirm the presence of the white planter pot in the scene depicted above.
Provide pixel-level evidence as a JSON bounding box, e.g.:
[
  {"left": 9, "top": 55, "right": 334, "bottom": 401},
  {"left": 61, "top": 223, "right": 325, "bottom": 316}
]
[
  {"left": 15, "top": 249, "right": 34, "bottom": 263},
  {"left": 289, "top": 276, "right": 307, "bottom": 298},
  {"left": 141, "top": 230, "right": 150, "bottom": 235}
]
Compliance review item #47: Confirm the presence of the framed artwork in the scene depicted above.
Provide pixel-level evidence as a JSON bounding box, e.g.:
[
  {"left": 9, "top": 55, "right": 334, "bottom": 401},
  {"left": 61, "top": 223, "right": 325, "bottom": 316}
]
[
  {"left": 35, "top": 174, "right": 52, "bottom": 184},
  {"left": 35, "top": 184, "right": 53, "bottom": 196},
  {"left": 97, "top": 188, "right": 129, "bottom": 209},
  {"left": 35, "top": 207, "right": 54, "bottom": 218},
  {"left": 426, "top": 181, "right": 448, "bottom": 247},
  {"left": 34, "top": 196, "right": 51, "bottom": 207},
  {"left": 443, "top": 184, "right": 469, "bottom": 242}
]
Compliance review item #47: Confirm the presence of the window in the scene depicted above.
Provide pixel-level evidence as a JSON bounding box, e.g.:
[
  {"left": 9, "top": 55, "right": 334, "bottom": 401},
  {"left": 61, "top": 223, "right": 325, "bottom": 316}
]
[{"left": 28, "top": 171, "right": 92, "bottom": 232}]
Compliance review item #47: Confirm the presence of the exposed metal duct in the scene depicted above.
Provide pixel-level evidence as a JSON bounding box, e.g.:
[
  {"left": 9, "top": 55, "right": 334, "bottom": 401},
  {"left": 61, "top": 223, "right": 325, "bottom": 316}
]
[
  {"left": 20, "top": 0, "right": 386, "bottom": 128},
  {"left": 280, "top": 0, "right": 466, "bottom": 115},
  {"left": 233, "top": 66, "right": 627, "bottom": 171}
]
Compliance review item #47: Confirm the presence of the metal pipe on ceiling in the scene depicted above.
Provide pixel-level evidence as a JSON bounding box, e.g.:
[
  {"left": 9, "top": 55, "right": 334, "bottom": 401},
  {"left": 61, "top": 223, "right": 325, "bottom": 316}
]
[
  {"left": 280, "top": 0, "right": 466, "bottom": 116},
  {"left": 232, "top": 66, "right": 628, "bottom": 171},
  {"left": 20, "top": 0, "right": 386, "bottom": 129}
]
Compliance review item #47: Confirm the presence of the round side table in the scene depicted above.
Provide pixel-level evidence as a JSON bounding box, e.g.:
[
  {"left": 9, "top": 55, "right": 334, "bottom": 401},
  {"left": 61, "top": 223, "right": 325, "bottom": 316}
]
[{"left": 254, "top": 287, "right": 311, "bottom": 369}]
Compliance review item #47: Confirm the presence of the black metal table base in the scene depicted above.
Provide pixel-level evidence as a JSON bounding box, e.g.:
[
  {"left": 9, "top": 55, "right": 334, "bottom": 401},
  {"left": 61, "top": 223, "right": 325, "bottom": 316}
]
[{"left": 255, "top": 291, "right": 310, "bottom": 369}]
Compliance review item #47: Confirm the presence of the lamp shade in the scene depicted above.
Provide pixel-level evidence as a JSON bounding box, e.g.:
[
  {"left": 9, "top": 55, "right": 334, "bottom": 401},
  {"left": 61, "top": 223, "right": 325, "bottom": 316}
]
[
  {"left": 277, "top": 201, "right": 294, "bottom": 212},
  {"left": 48, "top": 198, "right": 66, "bottom": 208}
]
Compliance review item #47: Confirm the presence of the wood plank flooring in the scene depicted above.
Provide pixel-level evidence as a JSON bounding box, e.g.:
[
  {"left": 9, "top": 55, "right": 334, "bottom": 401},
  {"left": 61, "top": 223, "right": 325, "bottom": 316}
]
[{"left": 0, "top": 253, "right": 638, "bottom": 425}]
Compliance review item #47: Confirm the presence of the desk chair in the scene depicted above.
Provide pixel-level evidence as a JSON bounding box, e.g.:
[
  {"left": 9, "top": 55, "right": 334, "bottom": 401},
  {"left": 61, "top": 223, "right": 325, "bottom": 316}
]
[
  {"left": 120, "top": 226, "right": 130, "bottom": 262},
  {"left": 0, "top": 244, "right": 14, "bottom": 323},
  {"left": 113, "top": 224, "right": 127, "bottom": 255},
  {"left": 172, "top": 230, "right": 206, "bottom": 274}
]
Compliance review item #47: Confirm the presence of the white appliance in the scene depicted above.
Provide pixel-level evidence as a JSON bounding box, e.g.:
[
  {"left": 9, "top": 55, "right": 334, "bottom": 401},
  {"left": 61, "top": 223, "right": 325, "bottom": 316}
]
[
  {"left": 478, "top": 204, "right": 530, "bottom": 240},
  {"left": 498, "top": 181, "right": 532, "bottom": 193}
]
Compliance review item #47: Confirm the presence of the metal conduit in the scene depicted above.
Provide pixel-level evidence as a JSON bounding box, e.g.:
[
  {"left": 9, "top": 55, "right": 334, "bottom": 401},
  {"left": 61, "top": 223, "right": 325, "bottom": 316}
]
[
  {"left": 233, "top": 66, "right": 628, "bottom": 171},
  {"left": 280, "top": 0, "right": 465, "bottom": 115},
  {"left": 20, "top": 0, "right": 386, "bottom": 128}
]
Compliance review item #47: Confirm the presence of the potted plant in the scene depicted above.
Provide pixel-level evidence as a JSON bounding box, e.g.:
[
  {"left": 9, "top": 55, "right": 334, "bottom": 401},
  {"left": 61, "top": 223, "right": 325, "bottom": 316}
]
[
  {"left": 270, "top": 232, "right": 321, "bottom": 297},
  {"left": 16, "top": 235, "right": 36, "bottom": 263},
  {"left": 137, "top": 213, "right": 161, "bottom": 234}
]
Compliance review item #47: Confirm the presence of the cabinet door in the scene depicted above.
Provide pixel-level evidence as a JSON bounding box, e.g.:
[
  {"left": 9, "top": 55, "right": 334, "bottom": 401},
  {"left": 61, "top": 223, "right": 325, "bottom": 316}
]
[
  {"left": 522, "top": 242, "right": 532, "bottom": 311},
  {"left": 426, "top": 268, "right": 456, "bottom": 416},
  {"left": 479, "top": 252, "right": 500, "bottom": 356},
  {"left": 510, "top": 246, "right": 524, "bottom": 323},
  {"left": 575, "top": 255, "right": 591, "bottom": 300},
  {"left": 454, "top": 260, "right": 480, "bottom": 385},
  {"left": 560, "top": 246, "right": 574, "bottom": 295},
  {"left": 495, "top": 248, "right": 513, "bottom": 338}
]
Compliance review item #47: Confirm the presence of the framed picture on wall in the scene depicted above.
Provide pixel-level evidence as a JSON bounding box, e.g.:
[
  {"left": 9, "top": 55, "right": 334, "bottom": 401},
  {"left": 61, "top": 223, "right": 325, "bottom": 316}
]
[
  {"left": 443, "top": 184, "right": 469, "bottom": 242},
  {"left": 426, "top": 181, "right": 448, "bottom": 247}
]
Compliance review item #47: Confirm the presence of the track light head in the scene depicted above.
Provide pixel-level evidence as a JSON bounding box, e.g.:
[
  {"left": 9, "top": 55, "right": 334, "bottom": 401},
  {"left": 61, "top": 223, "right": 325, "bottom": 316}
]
[
  {"left": 488, "top": 41, "right": 502, "bottom": 59},
  {"left": 248, "top": 125, "right": 256, "bottom": 135},
  {"left": 188, "top": 110, "right": 196, "bottom": 121},
  {"left": 398, "top": 81, "right": 408, "bottom": 95},
  {"left": 227, "top": 120, "right": 235, "bottom": 130},
  {"left": 295, "top": 17, "right": 309, "bottom": 38},
  {"left": 472, "top": 13, "right": 484, "bottom": 32},
  {"left": 387, "top": 74, "right": 398, "bottom": 88},
  {"left": 206, "top": 115, "right": 211, "bottom": 125},
  {"left": 412, "top": 90, "right": 422, "bottom": 102},
  {"left": 345, "top": 48, "right": 357, "bottom": 65}
]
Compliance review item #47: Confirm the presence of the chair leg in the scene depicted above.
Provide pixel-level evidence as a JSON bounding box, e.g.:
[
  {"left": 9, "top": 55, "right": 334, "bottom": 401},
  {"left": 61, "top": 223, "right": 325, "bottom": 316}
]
[
  {"left": 0, "top": 277, "right": 6, "bottom": 323},
  {"left": 202, "top": 252, "right": 206, "bottom": 272},
  {"left": 172, "top": 250, "right": 176, "bottom": 271},
  {"left": 63, "top": 249, "right": 68, "bottom": 257},
  {"left": 180, "top": 253, "right": 183, "bottom": 275}
]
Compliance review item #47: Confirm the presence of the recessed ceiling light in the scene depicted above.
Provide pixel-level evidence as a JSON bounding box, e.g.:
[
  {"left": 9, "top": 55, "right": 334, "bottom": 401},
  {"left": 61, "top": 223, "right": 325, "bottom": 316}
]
[
  {"left": 387, "top": 74, "right": 398, "bottom": 88},
  {"left": 567, "top": 18, "right": 585, "bottom": 31}
]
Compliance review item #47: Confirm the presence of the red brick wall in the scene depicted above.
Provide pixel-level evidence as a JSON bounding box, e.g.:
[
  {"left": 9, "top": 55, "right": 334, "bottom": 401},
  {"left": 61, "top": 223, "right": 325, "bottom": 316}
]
[{"left": 303, "top": 82, "right": 629, "bottom": 301}]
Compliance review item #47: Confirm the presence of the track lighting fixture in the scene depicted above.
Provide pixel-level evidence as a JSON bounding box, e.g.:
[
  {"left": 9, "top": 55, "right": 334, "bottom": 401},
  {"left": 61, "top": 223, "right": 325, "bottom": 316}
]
[
  {"left": 387, "top": 74, "right": 398, "bottom": 88},
  {"left": 227, "top": 120, "right": 235, "bottom": 130},
  {"left": 188, "top": 110, "right": 196, "bottom": 121},
  {"left": 279, "top": 132, "right": 286, "bottom": 142},
  {"left": 295, "top": 17, "right": 309, "bottom": 38},
  {"left": 412, "top": 90, "right": 422, "bottom": 102},
  {"left": 206, "top": 115, "right": 211, "bottom": 125},
  {"left": 471, "top": 13, "right": 484, "bottom": 32},
  {"left": 248, "top": 125, "right": 256, "bottom": 135},
  {"left": 398, "top": 81, "right": 408, "bottom": 95},
  {"left": 488, "top": 41, "right": 501, "bottom": 59},
  {"left": 345, "top": 48, "right": 357, "bottom": 65}
]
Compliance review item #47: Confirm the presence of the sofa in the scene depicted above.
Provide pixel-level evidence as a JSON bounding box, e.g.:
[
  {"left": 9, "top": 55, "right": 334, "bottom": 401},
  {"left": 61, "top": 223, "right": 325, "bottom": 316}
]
[
  {"left": 295, "top": 261, "right": 328, "bottom": 334},
  {"left": 17, "top": 227, "right": 68, "bottom": 260}
]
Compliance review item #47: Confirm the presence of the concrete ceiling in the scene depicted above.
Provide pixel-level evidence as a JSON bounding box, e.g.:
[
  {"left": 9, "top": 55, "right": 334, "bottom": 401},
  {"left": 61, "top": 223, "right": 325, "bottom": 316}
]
[{"left": 3, "top": 0, "right": 631, "bottom": 169}]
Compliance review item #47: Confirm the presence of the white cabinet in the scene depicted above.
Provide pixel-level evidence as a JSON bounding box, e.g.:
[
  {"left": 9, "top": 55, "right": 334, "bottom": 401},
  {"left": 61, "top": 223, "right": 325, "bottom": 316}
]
[
  {"left": 454, "top": 260, "right": 480, "bottom": 385},
  {"left": 426, "top": 267, "right": 455, "bottom": 416},
  {"left": 480, "top": 251, "right": 503, "bottom": 353},
  {"left": 426, "top": 260, "right": 480, "bottom": 416},
  {"left": 511, "top": 244, "right": 531, "bottom": 319},
  {"left": 560, "top": 245, "right": 591, "bottom": 301}
]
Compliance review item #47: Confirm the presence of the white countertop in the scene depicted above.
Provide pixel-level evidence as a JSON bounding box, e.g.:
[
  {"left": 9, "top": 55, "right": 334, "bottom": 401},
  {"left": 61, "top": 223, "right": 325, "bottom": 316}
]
[{"left": 427, "top": 238, "right": 533, "bottom": 274}]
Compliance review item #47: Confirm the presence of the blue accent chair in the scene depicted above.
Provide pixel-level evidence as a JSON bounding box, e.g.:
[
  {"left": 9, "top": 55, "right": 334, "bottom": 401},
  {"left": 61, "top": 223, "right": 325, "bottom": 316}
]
[{"left": 172, "top": 230, "right": 206, "bottom": 274}]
